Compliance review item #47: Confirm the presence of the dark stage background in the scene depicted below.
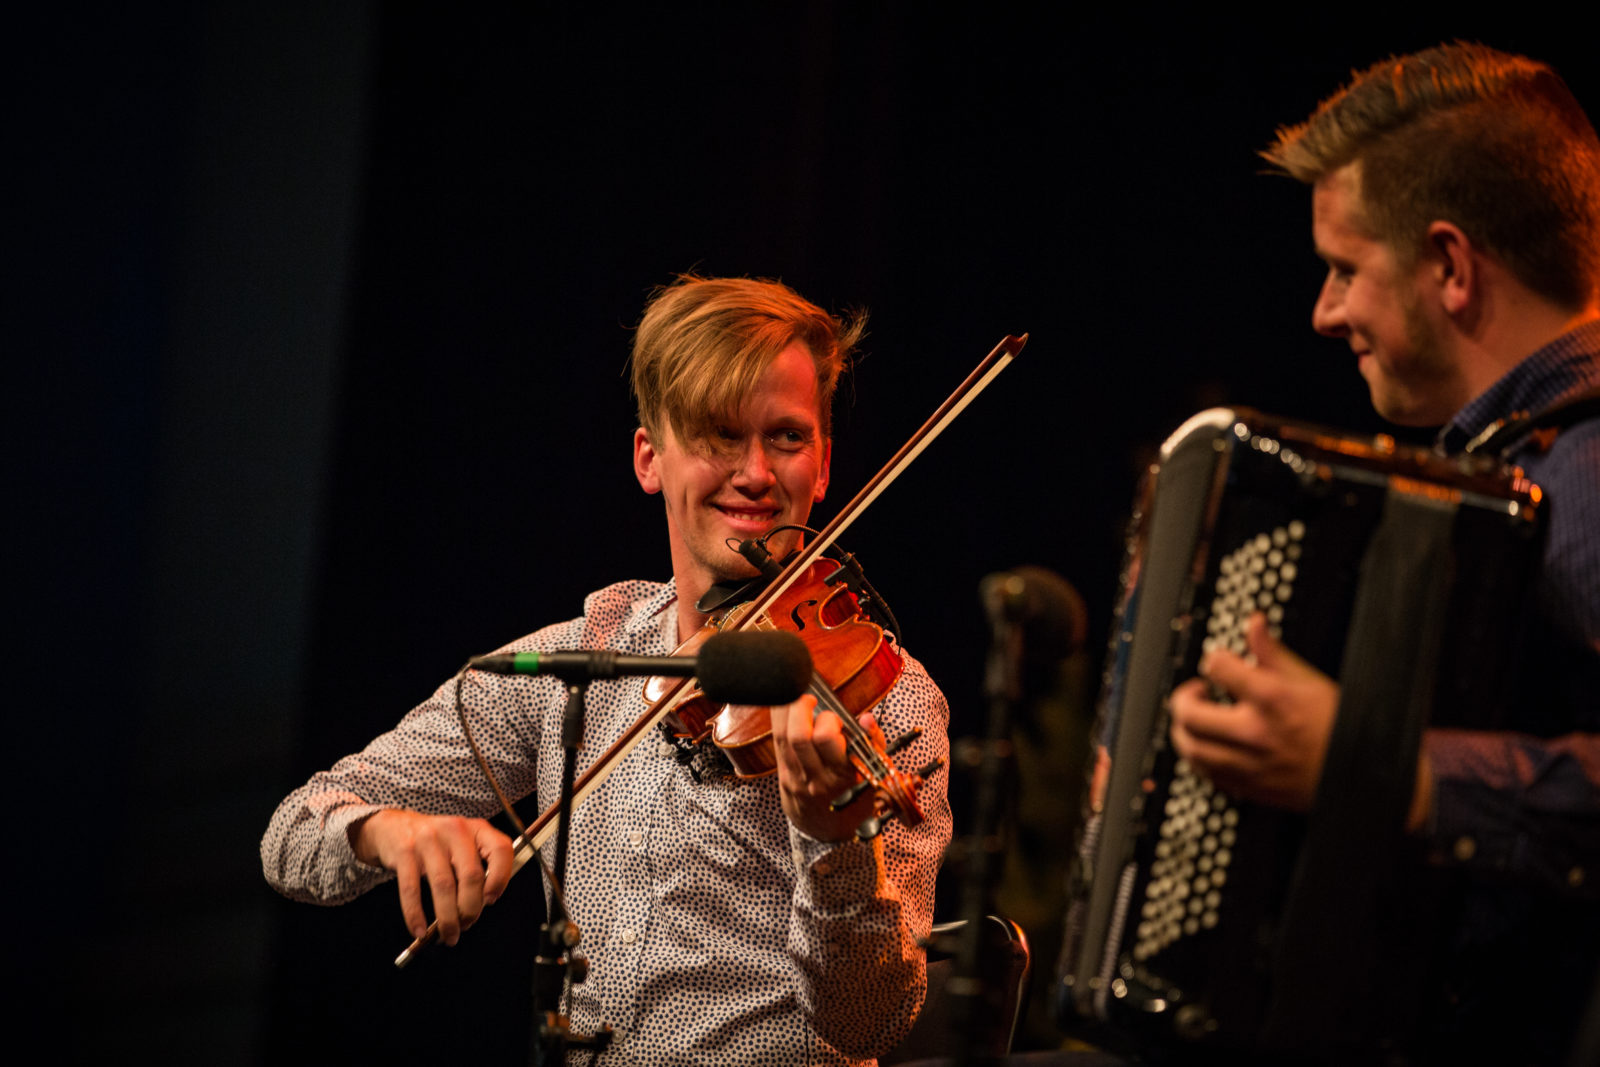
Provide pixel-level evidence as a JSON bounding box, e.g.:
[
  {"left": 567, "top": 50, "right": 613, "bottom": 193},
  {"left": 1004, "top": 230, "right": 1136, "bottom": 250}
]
[{"left": 15, "top": 6, "right": 1594, "bottom": 1061}]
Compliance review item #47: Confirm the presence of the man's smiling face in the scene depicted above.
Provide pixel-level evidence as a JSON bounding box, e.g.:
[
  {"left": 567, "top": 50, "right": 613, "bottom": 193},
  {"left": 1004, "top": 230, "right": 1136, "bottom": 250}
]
[
  {"left": 1310, "top": 163, "right": 1466, "bottom": 426},
  {"left": 633, "top": 342, "right": 831, "bottom": 606}
]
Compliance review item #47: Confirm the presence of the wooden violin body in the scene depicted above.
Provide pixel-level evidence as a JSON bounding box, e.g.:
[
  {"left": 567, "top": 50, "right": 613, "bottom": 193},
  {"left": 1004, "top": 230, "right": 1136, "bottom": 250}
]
[{"left": 646, "top": 559, "right": 905, "bottom": 778}]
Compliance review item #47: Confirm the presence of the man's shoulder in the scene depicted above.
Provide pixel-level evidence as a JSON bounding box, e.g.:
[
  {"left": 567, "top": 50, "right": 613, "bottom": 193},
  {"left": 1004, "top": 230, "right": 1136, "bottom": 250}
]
[
  {"left": 877, "top": 643, "right": 951, "bottom": 732},
  {"left": 1454, "top": 321, "right": 1600, "bottom": 442},
  {"left": 579, "top": 577, "right": 675, "bottom": 630},
  {"left": 1510, "top": 319, "right": 1600, "bottom": 414},
  {"left": 893, "top": 644, "right": 943, "bottom": 694},
  {"left": 499, "top": 578, "right": 676, "bottom": 654},
  {"left": 1522, "top": 388, "right": 1600, "bottom": 488}
]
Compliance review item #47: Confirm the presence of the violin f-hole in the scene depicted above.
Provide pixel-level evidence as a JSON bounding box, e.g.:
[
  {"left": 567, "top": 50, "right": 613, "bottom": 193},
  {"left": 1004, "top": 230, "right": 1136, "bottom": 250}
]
[{"left": 789, "top": 600, "right": 819, "bottom": 631}]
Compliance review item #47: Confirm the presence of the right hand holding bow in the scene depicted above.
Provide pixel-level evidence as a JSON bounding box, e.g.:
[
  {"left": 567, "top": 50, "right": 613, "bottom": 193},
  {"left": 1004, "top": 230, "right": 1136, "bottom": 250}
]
[{"left": 351, "top": 809, "right": 515, "bottom": 945}]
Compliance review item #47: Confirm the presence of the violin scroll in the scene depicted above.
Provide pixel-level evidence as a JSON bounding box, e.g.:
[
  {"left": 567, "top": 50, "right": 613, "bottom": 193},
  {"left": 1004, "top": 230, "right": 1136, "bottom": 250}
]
[{"left": 832, "top": 752, "right": 946, "bottom": 841}]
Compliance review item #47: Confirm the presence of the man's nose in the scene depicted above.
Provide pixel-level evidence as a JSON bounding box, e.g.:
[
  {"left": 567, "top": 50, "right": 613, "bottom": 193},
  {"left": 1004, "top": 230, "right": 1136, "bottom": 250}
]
[
  {"left": 1311, "top": 273, "right": 1346, "bottom": 338},
  {"left": 730, "top": 437, "right": 777, "bottom": 490}
]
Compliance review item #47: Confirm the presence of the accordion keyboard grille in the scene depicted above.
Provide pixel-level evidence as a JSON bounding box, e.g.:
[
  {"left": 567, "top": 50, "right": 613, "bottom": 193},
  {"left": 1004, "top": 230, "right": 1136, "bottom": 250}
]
[{"left": 1132, "top": 519, "right": 1306, "bottom": 963}]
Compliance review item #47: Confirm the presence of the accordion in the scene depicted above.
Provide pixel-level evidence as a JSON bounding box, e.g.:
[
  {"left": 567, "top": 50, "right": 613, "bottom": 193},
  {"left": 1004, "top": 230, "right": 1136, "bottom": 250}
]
[{"left": 1056, "top": 407, "right": 1544, "bottom": 1059}]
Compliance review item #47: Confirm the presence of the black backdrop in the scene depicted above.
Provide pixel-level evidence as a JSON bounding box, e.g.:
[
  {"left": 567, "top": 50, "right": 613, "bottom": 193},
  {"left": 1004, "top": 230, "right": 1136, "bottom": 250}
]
[{"left": 15, "top": 6, "right": 1594, "bottom": 1062}]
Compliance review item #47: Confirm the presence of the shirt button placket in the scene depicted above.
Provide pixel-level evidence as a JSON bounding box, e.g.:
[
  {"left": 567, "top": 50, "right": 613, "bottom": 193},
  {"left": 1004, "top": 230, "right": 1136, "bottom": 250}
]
[{"left": 612, "top": 823, "right": 652, "bottom": 1034}]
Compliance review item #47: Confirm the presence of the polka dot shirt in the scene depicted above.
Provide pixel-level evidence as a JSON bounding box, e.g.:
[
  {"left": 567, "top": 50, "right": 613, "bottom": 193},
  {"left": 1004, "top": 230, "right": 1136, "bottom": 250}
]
[{"left": 262, "top": 578, "right": 953, "bottom": 1065}]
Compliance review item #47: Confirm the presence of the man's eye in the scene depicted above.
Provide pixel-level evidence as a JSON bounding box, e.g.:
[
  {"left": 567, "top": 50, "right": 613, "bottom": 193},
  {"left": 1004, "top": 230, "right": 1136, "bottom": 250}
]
[{"left": 766, "top": 429, "right": 809, "bottom": 452}]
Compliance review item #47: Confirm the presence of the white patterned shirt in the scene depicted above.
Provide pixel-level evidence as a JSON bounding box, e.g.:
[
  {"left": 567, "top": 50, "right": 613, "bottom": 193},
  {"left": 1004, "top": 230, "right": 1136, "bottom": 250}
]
[{"left": 261, "top": 578, "right": 952, "bottom": 1065}]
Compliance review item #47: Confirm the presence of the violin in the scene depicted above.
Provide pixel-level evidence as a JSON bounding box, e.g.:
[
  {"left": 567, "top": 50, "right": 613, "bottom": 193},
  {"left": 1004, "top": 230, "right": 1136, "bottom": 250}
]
[
  {"left": 394, "top": 332, "right": 1026, "bottom": 967},
  {"left": 649, "top": 552, "right": 929, "bottom": 834}
]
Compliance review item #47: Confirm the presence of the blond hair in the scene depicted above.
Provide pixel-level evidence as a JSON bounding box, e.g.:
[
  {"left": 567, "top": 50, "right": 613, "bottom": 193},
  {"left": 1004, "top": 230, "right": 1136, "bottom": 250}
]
[
  {"left": 630, "top": 275, "right": 864, "bottom": 445},
  {"left": 1263, "top": 42, "right": 1600, "bottom": 308}
]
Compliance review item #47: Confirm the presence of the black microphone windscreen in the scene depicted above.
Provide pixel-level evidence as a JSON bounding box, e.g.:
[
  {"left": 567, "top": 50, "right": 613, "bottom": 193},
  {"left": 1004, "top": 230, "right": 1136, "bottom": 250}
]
[
  {"left": 696, "top": 630, "right": 813, "bottom": 705},
  {"left": 1008, "top": 564, "right": 1089, "bottom": 661}
]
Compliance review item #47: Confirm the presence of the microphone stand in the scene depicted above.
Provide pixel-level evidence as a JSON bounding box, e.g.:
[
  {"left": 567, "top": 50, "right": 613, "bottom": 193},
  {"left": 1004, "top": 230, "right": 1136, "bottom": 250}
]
[
  {"left": 530, "top": 680, "right": 613, "bottom": 1066},
  {"left": 944, "top": 576, "right": 1029, "bottom": 1066}
]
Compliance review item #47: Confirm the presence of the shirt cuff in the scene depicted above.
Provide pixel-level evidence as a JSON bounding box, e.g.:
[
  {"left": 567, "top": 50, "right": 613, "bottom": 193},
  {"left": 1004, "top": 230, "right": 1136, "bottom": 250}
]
[
  {"left": 1423, "top": 729, "right": 1598, "bottom": 894},
  {"left": 319, "top": 797, "right": 394, "bottom": 890},
  {"left": 789, "top": 825, "right": 885, "bottom": 909}
]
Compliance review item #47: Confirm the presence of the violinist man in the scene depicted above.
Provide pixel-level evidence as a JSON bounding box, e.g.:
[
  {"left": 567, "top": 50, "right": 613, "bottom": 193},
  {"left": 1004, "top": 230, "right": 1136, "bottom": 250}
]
[
  {"left": 262, "top": 275, "right": 952, "bottom": 1065},
  {"left": 1169, "top": 43, "right": 1600, "bottom": 1062}
]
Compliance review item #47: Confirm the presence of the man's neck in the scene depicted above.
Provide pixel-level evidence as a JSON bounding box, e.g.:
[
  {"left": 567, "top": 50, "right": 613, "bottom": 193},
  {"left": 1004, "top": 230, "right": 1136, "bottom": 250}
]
[
  {"left": 1454, "top": 272, "right": 1600, "bottom": 402},
  {"left": 675, "top": 598, "right": 711, "bottom": 646}
]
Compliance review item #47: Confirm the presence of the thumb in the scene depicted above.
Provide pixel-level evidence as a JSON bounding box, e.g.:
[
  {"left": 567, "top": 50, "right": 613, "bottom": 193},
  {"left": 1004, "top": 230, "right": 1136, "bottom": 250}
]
[
  {"left": 1245, "top": 613, "right": 1312, "bottom": 677},
  {"left": 860, "top": 711, "right": 887, "bottom": 752}
]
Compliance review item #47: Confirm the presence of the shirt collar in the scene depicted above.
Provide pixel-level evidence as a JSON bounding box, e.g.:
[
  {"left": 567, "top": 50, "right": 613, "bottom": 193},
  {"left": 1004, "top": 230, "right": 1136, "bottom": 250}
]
[
  {"left": 634, "top": 577, "right": 678, "bottom": 630},
  {"left": 1437, "top": 319, "right": 1600, "bottom": 454}
]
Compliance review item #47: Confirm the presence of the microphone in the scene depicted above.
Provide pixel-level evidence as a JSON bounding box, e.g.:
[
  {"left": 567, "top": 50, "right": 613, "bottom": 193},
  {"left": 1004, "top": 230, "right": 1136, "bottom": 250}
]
[
  {"left": 981, "top": 565, "right": 1089, "bottom": 661},
  {"left": 468, "top": 629, "right": 813, "bottom": 705},
  {"left": 980, "top": 565, "right": 1089, "bottom": 711}
]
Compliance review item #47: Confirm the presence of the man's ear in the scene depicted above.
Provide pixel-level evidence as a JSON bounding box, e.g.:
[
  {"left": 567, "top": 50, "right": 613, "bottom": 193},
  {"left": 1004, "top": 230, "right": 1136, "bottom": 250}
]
[
  {"left": 813, "top": 438, "right": 831, "bottom": 503},
  {"left": 1424, "top": 220, "right": 1477, "bottom": 317},
  {"left": 633, "top": 427, "right": 662, "bottom": 494}
]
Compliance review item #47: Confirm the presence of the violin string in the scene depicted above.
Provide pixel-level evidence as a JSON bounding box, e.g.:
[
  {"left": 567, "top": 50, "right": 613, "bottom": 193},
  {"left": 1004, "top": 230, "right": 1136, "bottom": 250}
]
[
  {"left": 732, "top": 599, "right": 890, "bottom": 779},
  {"left": 732, "top": 527, "right": 906, "bottom": 783},
  {"left": 808, "top": 671, "right": 889, "bottom": 775}
]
